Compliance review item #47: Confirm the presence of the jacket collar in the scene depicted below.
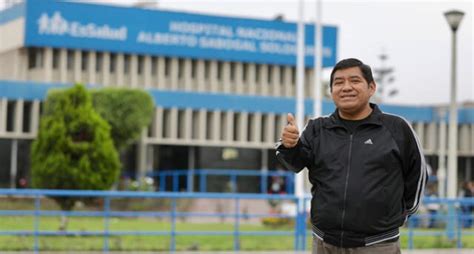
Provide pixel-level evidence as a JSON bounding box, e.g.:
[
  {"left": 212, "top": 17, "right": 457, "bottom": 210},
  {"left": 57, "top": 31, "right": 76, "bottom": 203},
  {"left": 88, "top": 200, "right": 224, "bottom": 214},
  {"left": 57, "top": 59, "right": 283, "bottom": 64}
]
[{"left": 324, "top": 103, "right": 383, "bottom": 129}]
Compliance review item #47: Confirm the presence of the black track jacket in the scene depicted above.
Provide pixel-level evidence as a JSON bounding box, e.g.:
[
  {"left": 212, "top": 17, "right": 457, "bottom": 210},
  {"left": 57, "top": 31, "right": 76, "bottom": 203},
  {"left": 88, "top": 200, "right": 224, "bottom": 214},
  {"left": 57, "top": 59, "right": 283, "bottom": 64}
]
[{"left": 276, "top": 104, "right": 427, "bottom": 248}]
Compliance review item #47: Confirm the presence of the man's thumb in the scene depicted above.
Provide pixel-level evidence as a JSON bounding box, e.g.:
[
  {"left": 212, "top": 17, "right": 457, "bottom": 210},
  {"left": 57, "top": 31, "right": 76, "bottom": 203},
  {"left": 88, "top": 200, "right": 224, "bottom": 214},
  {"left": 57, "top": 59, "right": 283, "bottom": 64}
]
[{"left": 287, "top": 113, "right": 296, "bottom": 126}]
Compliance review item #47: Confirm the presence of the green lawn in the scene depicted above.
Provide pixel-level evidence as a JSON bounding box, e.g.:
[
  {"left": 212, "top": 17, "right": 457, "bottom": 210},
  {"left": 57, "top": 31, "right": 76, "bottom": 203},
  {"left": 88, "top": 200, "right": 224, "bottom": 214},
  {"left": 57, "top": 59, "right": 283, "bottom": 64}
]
[{"left": 1, "top": 216, "right": 473, "bottom": 251}]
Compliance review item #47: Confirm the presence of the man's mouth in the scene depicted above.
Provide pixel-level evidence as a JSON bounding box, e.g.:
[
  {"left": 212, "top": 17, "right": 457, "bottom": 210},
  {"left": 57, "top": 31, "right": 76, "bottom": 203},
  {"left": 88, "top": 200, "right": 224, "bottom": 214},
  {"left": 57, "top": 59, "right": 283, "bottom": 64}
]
[{"left": 341, "top": 94, "right": 356, "bottom": 99}]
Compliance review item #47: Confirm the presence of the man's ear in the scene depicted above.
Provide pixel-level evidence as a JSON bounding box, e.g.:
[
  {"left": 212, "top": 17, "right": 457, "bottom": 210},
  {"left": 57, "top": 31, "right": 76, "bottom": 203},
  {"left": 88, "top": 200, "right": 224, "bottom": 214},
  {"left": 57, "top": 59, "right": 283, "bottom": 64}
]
[{"left": 369, "top": 81, "right": 376, "bottom": 96}]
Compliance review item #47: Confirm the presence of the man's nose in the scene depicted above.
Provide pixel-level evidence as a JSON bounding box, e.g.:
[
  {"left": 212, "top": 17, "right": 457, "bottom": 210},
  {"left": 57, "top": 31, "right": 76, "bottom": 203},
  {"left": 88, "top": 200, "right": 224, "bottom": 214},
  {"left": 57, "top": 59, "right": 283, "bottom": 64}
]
[{"left": 341, "top": 81, "right": 353, "bottom": 91}]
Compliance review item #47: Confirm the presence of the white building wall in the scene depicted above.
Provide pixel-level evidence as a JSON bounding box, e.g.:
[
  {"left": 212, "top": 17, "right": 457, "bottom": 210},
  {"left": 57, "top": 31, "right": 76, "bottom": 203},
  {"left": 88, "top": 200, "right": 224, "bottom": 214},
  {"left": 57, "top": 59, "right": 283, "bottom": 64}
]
[{"left": 0, "top": 18, "right": 25, "bottom": 54}]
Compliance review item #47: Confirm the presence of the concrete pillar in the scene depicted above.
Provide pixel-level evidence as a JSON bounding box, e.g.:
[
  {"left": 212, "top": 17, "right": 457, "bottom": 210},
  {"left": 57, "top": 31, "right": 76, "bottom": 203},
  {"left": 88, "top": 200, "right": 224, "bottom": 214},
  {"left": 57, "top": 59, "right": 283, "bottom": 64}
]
[
  {"left": 102, "top": 52, "right": 110, "bottom": 86},
  {"left": 116, "top": 54, "right": 124, "bottom": 86},
  {"left": 74, "top": 50, "right": 81, "bottom": 83},
  {"left": 306, "top": 69, "right": 314, "bottom": 99},
  {"left": 136, "top": 130, "right": 148, "bottom": 180},
  {"left": 415, "top": 122, "right": 425, "bottom": 150},
  {"left": 460, "top": 124, "right": 470, "bottom": 153},
  {"left": 166, "top": 108, "right": 178, "bottom": 139},
  {"left": 169, "top": 58, "right": 179, "bottom": 90},
  {"left": 258, "top": 65, "right": 268, "bottom": 95},
  {"left": 43, "top": 47, "right": 53, "bottom": 82},
  {"left": 198, "top": 109, "right": 207, "bottom": 140},
  {"left": 59, "top": 49, "right": 67, "bottom": 83},
  {"left": 251, "top": 113, "right": 262, "bottom": 143},
  {"left": 212, "top": 110, "right": 221, "bottom": 141},
  {"left": 471, "top": 124, "right": 474, "bottom": 153},
  {"left": 0, "top": 98, "right": 7, "bottom": 135},
  {"left": 234, "top": 63, "right": 244, "bottom": 94},
  {"left": 224, "top": 111, "right": 234, "bottom": 142},
  {"left": 88, "top": 51, "right": 96, "bottom": 85},
  {"left": 151, "top": 107, "right": 163, "bottom": 139},
  {"left": 209, "top": 60, "right": 218, "bottom": 92},
  {"left": 271, "top": 66, "right": 281, "bottom": 96},
  {"left": 247, "top": 64, "right": 256, "bottom": 95},
  {"left": 425, "top": 122, "right": 437, "bottom": 153},
  {"left": 31, "top": 100, "right": 40, "bottom": 136},
  {"left": 183, "top": 59, "right": 192, "bottom": 91},
  {"left": 238, "top": 112, "right": 248, "bottom": 142},
  {"left": 14, "top": 100, "right": 23, "bottom": 134},
  {"left": 182, "top": 109, "right": 192, "bottom": 140},
  {"left": 130, "top": 54, "right": 138, "bottom": 88},
  {"left": 222, "top": 62, "right": 231, "bottom": 93},
  {"left": 143, "top": 56, "right": 152, "bottom": 88},
  {"left": 284, "top": 67, "right": 293, "bottom": 97},
  {"left": 196, "top": 60, "right": 205, "bottom": 92},
  {"left": 156, "top": 57, "right": 166, "bottom": 89},
  {"left": 265, "top": 114, "right": 276, "bottom": 144}
]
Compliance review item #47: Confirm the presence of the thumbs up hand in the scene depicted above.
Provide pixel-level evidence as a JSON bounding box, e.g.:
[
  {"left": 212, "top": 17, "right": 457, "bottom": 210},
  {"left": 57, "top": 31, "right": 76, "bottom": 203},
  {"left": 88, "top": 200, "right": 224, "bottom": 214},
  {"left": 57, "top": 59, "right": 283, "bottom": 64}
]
[{"left": 281, "top": 113, "right": 300, "bottom": 148}]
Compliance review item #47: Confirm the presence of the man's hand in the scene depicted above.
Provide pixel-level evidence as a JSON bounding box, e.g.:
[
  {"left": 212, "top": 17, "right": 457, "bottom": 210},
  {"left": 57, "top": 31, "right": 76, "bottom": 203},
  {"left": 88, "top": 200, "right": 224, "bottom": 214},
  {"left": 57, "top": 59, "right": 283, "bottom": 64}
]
[{"left": 280, "top": 113, "right": 299, "bottom": 148}]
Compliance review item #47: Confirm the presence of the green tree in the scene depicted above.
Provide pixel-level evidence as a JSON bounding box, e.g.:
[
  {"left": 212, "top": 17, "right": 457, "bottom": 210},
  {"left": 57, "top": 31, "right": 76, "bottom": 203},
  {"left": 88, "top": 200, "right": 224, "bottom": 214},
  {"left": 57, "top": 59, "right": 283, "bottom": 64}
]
[
  {"left": 90, "top": 88, "right": 154, "bottom": 151},
  {"left": 31, "top": 84, "right": 120, "bottom": 228}
]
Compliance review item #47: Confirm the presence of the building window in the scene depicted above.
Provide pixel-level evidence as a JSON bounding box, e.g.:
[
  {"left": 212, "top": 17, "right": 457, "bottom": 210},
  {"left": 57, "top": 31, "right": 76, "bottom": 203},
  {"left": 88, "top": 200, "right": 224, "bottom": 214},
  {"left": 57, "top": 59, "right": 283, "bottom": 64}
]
[
  {"left": 66, "top": 50, "right": 74, "bottom": 70},
  {"left": 6, "top": 101, "right": 15, "bottom": 132},
  {"left": 151, "top": 57, "right": 158, "bottom": 75},
  {"left": 22, "top": 101, "right": 32, "bottom": 133},
  {"left": 137, "top": 55, "right": 144, "bottom": 75},
  {"left": 242, "top": 63, "right": 248, "bottom": 82},
  {"left": 164, "top": 57, "right": 171, "bottom": 77},
  {"left": 204, "top": 61, "right": 211, "bottom": 80},
  {"left": 95, "top": 52, "right": 103, "bottom": 72},
  {"left": 230, "top": 62, "right": 236, "bottom": 81},
  {"left": 109, "top": 53, "right": 116, "bottom": 73},
  {"left": 52, "top": 48, "right": 60, "bottom": 69},
  {"left": 124, "top": 54, "right": 131, "bottom": 74},
  {"left": 268, "top": 65, "right": 273, "bottom": 84},
  {"left": 279, "top": 65, "right": 285, "bottom": 84},
  {"left": 255, "top": 65, "right": 260, "bottom": 83},
  {"left": 178, "top": 58, "right": 185, "bottom": 79},
  {"left": 28, "top": 47, "right": 43, "bottom": 69},
  {"left": 291, "top": 67, "right": 296, "bottom": 84},
  {"left": 191, "top": 59, "right": 197, "bottom": 78},
  {"left": 206, "top": 111, "right": 213, "bottom": 140},
  {"left": 217, "top": 61, "right": 223, "bottom": 80},
  {"left": 81, "top": 51, "right": 88, "bottom": 71}
]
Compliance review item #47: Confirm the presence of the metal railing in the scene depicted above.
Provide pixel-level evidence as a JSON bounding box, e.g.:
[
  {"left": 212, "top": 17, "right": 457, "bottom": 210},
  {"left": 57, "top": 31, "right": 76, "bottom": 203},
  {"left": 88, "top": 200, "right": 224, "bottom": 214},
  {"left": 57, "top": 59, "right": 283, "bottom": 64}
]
[{"left": 0, "top": 189, "right": 473, "bottom": 253}]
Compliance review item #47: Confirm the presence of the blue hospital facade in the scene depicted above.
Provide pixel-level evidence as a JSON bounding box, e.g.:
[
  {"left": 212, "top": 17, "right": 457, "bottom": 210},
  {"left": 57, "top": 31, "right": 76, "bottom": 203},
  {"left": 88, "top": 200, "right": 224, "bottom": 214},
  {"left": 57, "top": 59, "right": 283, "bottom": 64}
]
[{"left": 0, "top": 0, "right": 473, "bottom": 192}]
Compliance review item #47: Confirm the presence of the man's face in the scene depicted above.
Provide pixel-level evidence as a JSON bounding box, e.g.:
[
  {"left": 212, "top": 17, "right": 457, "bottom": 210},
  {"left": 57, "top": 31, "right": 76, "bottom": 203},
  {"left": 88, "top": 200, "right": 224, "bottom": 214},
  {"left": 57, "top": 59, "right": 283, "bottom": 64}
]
[{"left": 331, "top": 66, "right": 375, "bottom": 115}]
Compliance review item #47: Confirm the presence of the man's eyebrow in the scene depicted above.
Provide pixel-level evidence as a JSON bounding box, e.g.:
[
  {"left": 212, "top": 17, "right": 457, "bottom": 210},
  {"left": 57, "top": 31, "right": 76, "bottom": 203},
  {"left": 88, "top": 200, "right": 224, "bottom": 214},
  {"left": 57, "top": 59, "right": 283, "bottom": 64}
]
[{"left": 349, "top": 75, "right": 362, "bottom": 79}]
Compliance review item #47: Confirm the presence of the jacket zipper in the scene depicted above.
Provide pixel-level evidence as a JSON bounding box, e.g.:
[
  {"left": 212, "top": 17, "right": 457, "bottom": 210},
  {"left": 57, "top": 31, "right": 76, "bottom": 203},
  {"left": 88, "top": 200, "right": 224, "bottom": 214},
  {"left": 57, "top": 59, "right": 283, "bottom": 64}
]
[{"left": 340, "top": 134, "right": 353, "bottom": 247}]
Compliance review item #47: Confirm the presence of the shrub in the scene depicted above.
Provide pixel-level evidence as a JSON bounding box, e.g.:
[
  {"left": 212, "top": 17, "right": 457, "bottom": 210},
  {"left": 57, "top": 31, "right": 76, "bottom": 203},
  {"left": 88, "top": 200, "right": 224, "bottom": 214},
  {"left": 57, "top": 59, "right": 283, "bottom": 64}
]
[
  {"left": 90, "top": 88, "right": 154, "bottom": 151},
  {"left": 31, "top": 84, "right": 120, "bottom": 212}
]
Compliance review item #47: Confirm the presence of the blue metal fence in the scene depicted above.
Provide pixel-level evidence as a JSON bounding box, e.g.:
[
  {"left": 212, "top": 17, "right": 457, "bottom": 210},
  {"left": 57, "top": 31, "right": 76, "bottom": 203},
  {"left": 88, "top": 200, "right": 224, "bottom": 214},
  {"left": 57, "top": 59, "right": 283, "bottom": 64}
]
[{"left": 0, "top": 189, "right": 473, "bottom": 253}]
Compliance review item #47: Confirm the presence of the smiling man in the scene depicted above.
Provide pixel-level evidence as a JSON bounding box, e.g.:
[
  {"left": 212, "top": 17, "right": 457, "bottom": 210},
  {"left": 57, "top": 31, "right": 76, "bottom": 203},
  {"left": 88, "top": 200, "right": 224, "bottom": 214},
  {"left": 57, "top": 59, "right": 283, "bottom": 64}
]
[{"left": 276, "top": 58, "right": 427, "bottom": 254}]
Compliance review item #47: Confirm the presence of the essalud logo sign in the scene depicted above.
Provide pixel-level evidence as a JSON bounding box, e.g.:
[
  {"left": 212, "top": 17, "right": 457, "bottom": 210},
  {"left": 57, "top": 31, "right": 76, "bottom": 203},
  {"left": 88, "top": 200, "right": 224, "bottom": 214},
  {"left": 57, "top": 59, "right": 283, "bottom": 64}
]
[{"left": 37, "top": 12, "right": 127, "bottom": 41}]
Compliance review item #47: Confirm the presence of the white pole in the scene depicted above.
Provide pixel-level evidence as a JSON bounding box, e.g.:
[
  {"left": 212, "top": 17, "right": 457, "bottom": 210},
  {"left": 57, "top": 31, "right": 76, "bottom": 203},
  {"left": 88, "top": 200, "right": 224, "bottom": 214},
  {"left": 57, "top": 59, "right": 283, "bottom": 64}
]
[
  {"left": 447, "top": 30, "right": 458, "bottom": 199},
  {"left": 295, "top": 0, "right": 305, "bottom": 198},
  {"left": 437, "top": 108, "right": 447, "bottom": 198},
  {"left": 313, "top": 0, "right": 323, "bottom": 118}
]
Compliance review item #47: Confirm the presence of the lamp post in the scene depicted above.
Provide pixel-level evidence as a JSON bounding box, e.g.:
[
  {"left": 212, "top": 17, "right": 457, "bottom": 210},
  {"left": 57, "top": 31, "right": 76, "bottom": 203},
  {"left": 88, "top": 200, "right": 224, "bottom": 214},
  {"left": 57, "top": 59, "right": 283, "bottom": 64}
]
[{"left": 444, "top": 10, "right": 464, "bottom": 200}]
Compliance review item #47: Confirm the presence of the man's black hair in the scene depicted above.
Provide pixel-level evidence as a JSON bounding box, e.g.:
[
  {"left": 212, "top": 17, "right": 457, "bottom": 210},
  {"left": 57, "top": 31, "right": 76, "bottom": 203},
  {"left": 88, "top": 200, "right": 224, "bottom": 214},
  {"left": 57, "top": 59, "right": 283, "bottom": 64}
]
[{"left": 329, "top": 58, "right": 374, "bottom": 90}]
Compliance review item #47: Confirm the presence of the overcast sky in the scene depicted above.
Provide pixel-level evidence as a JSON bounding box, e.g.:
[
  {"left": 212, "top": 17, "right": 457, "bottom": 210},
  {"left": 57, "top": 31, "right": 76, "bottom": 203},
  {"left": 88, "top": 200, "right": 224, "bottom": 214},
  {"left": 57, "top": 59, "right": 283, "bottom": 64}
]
[{"left": 2, "top": 0, "right": 472, "bottom": 106}]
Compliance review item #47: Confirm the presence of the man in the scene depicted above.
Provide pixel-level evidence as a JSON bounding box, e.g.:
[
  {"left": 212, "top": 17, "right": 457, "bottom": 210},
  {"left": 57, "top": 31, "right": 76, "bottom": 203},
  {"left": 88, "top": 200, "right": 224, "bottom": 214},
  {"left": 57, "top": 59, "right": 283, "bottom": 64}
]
[{"left": 276, "top": 58, "right": 427, "bottom": 253}]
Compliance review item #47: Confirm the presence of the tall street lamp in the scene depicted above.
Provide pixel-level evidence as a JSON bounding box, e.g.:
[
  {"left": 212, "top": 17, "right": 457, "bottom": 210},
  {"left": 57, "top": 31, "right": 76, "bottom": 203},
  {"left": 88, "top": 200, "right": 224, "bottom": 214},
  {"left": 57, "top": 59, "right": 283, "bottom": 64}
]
[{"left": 444, "top": 10, "right": 464, "bottom": 200}]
